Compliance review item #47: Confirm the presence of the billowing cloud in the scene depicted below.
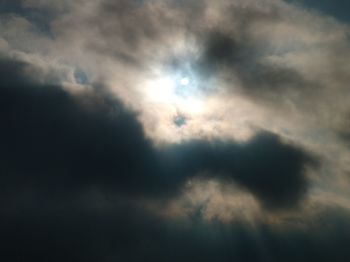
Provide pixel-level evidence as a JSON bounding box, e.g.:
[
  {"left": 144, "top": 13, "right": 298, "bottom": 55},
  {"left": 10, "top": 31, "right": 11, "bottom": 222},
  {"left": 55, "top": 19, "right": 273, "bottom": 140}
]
[
  {"left": 0, "top": 57, "right": 313, "bottom": 208},
  {"left": 1, "top": 0, "right": 350, "bottom": 261}
]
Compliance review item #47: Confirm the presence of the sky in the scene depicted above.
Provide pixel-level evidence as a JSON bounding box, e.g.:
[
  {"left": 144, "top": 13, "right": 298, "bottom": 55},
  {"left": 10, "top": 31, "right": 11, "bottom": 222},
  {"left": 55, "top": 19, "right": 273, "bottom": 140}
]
[{"left": 1, "top": 0, "right": 350, "bottom": 261}]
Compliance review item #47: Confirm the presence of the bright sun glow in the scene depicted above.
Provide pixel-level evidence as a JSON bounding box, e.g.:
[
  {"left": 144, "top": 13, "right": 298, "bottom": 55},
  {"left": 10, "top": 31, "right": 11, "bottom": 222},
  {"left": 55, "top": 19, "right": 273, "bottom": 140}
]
[
  {"left": 147, "top": 74, "right": 204, "bottom": 114},
  {"left": 180, "top": 77, "right": 189, "bottom": 86},
  {"left": 149, "top": 77, "right": 175, "bottom": 104}
]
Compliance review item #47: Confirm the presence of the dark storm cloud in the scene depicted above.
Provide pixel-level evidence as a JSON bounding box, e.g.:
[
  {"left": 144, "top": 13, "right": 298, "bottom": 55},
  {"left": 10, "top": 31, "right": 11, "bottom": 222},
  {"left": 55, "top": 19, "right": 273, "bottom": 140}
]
[
  {"left": 162, "top": 132, "right": 313, "bottom": 209},
  {"left": 197, "top": 29, "right": 315, "bottom": 103},
  {"left": 0, "top": 58, "right": 159, "bottom": 196},
  {"left": 1, "top": 1, "right": 350, "bottom": 261},
  {"left": 0, "top": 57, "right": 313, "bottom": 208},
  {"left": 1, "top": 196, "right": 350, "bottom": 262}
]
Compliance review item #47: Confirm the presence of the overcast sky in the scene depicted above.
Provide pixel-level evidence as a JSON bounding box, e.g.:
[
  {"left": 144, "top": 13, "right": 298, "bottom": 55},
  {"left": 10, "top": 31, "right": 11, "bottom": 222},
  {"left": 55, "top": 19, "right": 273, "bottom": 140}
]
[{"left": 1, "top": 0, "right": 350, "bottom": 261}]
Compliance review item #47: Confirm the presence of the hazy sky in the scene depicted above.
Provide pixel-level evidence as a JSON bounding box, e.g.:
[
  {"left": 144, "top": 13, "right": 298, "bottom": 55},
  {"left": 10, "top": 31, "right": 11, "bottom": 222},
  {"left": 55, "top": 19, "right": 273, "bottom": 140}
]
[{"left": 1, "top": 0, "right": 350, "bottom": 261}]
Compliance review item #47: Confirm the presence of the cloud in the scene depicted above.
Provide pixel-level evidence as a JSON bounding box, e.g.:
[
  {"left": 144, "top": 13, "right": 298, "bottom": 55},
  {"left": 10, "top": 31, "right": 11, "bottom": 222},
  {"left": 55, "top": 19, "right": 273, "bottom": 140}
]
[
  {"left": 160, "top": 132, "right": 314, "bottom": 209},
  {"left": 285, "top": 0, "right": 350, "bottom": 23},
  {"left": 1, "top": 0, "right": 350, "bottom": 261},
  {"left": 1, "top": 191, "right": 350, "bottom": 262},
  {"left": 0, "top": 57, "right": 314, "bottom": 209}
]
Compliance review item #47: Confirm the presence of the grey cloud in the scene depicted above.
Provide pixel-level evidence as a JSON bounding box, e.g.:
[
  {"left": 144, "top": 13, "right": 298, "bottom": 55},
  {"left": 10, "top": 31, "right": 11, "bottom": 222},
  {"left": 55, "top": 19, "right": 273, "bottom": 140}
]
[
  {"left": 1, "top": 1, "right": 350, "bottom": 261},
  {"left": 0, "top": 57, "right": 314, "bottom": 209},
  {"left": 1, "top": 191, "right": 350, "bottom": 262},
  {"left": 0, "top": 0, "right": 348, "bottom": 207}
]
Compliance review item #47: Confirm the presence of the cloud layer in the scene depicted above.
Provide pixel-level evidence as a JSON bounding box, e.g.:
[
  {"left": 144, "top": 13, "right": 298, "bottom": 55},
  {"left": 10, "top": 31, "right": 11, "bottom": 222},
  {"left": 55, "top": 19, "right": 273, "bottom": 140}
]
[
  {"left": 0, "top": 57, "right": 313, "bottom": 209},
  {"left": 1, "top": 0, "right": 350, "bottom": 261}
]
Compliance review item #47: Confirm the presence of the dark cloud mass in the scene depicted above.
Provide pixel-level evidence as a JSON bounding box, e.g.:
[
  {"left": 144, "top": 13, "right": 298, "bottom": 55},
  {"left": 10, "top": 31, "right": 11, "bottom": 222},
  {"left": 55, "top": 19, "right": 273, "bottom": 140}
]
[
  {"left": 0, "top": 52, "right": 343, "bottom": 262},
  {"left": 161, "top": 132, "right": 313, "bottom": 209},
  {"left": 1, "top": 0, "right": 350, "bottom": 261},
  {"left": 2, "top": 200, "right": 350, "bottom": 262},
  {"left": 0, "top": 57, "right": 312, "bottom": 207},
  {"left": 199, "top": 29, "right": 315, "bottom": 104}
]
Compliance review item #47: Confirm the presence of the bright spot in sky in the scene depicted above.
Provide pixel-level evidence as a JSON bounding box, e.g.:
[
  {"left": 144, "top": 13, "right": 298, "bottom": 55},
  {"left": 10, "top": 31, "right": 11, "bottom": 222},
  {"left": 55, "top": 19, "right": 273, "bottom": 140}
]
[
  {"left": 147, "top": 73, "right": 203, "bottom": 115},
  {"left": 180, "top": 77, "right": 189, "bottom": 86},
  {"left": 148, "top": 77, "right": 175, "bottom": 104}
]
